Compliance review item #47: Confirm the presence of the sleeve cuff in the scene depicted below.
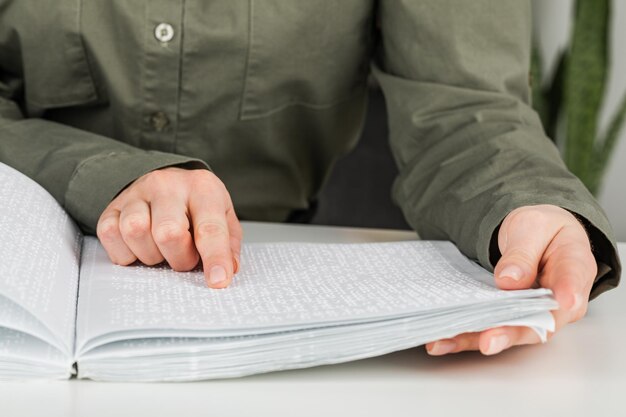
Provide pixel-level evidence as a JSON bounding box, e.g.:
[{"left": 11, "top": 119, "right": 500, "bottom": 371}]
[
  {"left": 565, "top": 211, "right": 621, "bottom": 300},
  {"left": 64, "top": 150, "right": 209, "bottom": 234}
]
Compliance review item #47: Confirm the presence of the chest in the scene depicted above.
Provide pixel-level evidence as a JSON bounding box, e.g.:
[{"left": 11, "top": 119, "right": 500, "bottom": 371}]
[{"left": 1, "top": 0, "right": 375, "bottom": 120}]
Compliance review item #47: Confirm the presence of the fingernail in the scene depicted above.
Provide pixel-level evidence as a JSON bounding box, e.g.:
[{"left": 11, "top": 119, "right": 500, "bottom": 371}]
[
  {"left": 485, "top": 335, "right": 510, "bottom": 355},
  {"left": 499, "top": 265, "right": 524, "bottom": 281},
  {"left": 428, "top": 340, "right": 457, "bottom": 356},
  {"left": 208, "top": 265, "right": 227, "bottom": 286}
]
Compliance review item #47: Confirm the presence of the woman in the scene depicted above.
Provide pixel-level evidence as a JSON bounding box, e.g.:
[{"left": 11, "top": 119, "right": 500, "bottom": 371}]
[{"left": 0, "top": 0, "right": 619, "bottom": 356}]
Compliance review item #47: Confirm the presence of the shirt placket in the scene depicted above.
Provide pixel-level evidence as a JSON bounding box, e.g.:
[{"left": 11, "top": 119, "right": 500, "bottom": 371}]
[{"left": 141, "top": 0, "right": 185, "bottom": 152}]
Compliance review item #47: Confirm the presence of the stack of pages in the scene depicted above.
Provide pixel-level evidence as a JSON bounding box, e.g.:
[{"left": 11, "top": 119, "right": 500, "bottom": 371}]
[{"left": 0, "top": 163, "right": 557, "bottom": 381}]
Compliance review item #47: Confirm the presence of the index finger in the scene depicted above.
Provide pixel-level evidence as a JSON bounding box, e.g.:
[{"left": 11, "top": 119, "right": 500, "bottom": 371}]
[
  {"left": 189, "top": 192, "right": 235, "bottom": 289},
  {"left": 538, "top": 226, "right": 596, "bottom": 317}
]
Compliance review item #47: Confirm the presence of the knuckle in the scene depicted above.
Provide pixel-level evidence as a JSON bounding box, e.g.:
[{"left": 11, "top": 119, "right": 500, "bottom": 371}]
[
  {"left": 190, "top": 169, "right": 212, "bottom": 180},
  {"left": 146, "top": 168, "right": 169, "bottom": 182},
  {"left": 97, "top": 218, "right": 119, "bottom": 241},
  {"left": 141, "top": 257, "right": 164, "bottom": 267},
  {"left": 192, "top": 170, "right": 226, "bottom": 192},
  {"left": 113, "top": 255, "right": 137, "bottom": 266},
  {"left": 507, "top": 206, "right": 552, "bottom": 230},
  {"left": 169, "top": 256, "right": 199, "bottom": 273},
  {"left": 503, "top": 247, "right": 537, "bottom": 269},
  {"left": 153, "top": 221, "right": 188, "bottom": 245},
  {"left": 195, "top": 221, "right": 228, "bottom": 239},
  {"left": 144, "top": 169, "right": 173, "bottom": 190},
  {"left": 120, "top": 214, "right": 151, "bottom": 239}
]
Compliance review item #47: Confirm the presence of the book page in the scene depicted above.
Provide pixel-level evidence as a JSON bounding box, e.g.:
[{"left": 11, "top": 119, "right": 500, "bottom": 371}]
[
  {"left": 0, "top": 327, "right": 72, "bottom": 379},
  {"left": 76, "top": 236, "right": 551, "bottom": 351},
  {"left": 0, "top": 163, "right": 81, "bottom": 355}
]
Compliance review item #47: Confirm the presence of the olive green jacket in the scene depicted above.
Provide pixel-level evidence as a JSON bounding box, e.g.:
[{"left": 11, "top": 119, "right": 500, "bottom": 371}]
[{"left": 0, "top": 0, "right": 620, "bottom": 298}]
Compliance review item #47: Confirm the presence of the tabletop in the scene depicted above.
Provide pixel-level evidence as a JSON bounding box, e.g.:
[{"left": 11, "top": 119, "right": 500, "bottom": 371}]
[{"left": 0, "top": 221, "right": 623, "bottom": 417}]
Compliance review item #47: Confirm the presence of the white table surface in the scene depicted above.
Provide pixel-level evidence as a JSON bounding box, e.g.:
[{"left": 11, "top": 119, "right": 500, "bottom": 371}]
[{"left": 1, "top": 221, "right": 624, "bottom": 417}]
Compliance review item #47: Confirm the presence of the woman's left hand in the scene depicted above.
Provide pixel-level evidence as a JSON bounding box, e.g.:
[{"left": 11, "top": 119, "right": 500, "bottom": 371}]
[{"left": 425, "top": 204, "right": 597, "bottom": 356}]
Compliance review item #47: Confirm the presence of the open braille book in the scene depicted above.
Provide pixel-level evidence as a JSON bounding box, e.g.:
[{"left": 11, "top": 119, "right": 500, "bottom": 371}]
[{"left": 0, "top": 162, "right": 557, "bottom": 381}]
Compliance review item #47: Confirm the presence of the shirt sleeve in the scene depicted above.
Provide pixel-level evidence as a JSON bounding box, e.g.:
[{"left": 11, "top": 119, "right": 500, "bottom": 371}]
[
  {"left": 0, "top": 73, "right": 209, "bottom": 235},
  {"left": 373, "top": 0, "right": 620, "bottom": 299}
]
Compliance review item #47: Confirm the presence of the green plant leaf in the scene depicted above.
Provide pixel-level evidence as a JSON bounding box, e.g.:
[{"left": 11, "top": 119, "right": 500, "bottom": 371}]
[
  {"left": 531, "top": 44, "right": 549, "bottom": 129},
  {"left": 563, "top": 0, "right": 610, "bottom": 193},
  {"left": 590, "top": 92, "right": 626, "bottom": 193}
]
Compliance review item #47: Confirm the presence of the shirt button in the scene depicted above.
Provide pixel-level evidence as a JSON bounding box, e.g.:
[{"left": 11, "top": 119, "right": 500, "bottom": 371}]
[
  {"left": 150, "top": 111, "right": 170, "bottom": 132},
  {"left": 154, "top": 23, "right": 174, "bottom": 43}
]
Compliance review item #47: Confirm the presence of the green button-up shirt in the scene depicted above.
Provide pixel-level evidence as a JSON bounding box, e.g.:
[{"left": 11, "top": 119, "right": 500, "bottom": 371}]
[{"left": 0, "top": 0, "right": 620, "bottom": 297}]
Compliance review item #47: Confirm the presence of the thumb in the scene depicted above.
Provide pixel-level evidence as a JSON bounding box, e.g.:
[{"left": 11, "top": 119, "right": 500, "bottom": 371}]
[{"left": 493, "top": 208, "right": 562, "bottom": 290}]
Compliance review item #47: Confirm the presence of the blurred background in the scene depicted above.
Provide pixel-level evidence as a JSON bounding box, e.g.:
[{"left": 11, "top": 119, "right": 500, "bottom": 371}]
[
  {"left": 533, "top": 0, "right": 626, "bottom": 240},
  {"left": 313, "top": 0, "right": 626, "bottom": 241}
]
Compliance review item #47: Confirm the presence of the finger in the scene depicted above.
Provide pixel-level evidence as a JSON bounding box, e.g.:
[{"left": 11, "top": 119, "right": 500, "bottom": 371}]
[
  {"left": 494, "top": 208, "right": 563, "bottom": 290},
  {"left": 151, "top": 195, "right": 200, "bottom": 272},
  {"left": 189, "top": 193, "right": 234, "bottom": 289},
  {"left": 97, "top": 209, "right": 137, "bottom": 265},
  {"left": 226, "top": 207, "right": 242, "bottom": 274},
  {"left": 478, "top": 297, "right": 578, "bottom": 355},
  {"left": 474, "top": 236, "right": 594, "bottom": 355},
  {"left": 427, "top": 321, "right": 556, "bottom": 356},
  {"left": 477, "top": 304, "right": 579, "bottom": 355},
  {"left": 119, "top": 200, "right": 164, "bottom": 266},
  {"left": 426, "top": 332, "right": 481, "bottom": 356},
  {"left": 478, "top": 326, "right": 540, "bottom": 355},
  {"left": 544, "top": 256, "right": 590, "bottom": 318},
  {"left": 538, "top": 232, "right": 595, "bottom": 320},
  {"left": 427, "top": 326, "right": 542, "bottom": 357},
  {"left": 427, "top": 280, "right": 586, "bottom": 358}
]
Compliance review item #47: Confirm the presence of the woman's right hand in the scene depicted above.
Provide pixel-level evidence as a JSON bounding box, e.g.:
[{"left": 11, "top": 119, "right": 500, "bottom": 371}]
[{"left": 96, "top": 167, "right": 242, "bottom": 289}]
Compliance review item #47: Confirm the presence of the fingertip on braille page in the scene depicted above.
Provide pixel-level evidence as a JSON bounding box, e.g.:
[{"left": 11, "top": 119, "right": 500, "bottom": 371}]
[{"left": 208, "top": 265, "right": 227, "bottom": 287}]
